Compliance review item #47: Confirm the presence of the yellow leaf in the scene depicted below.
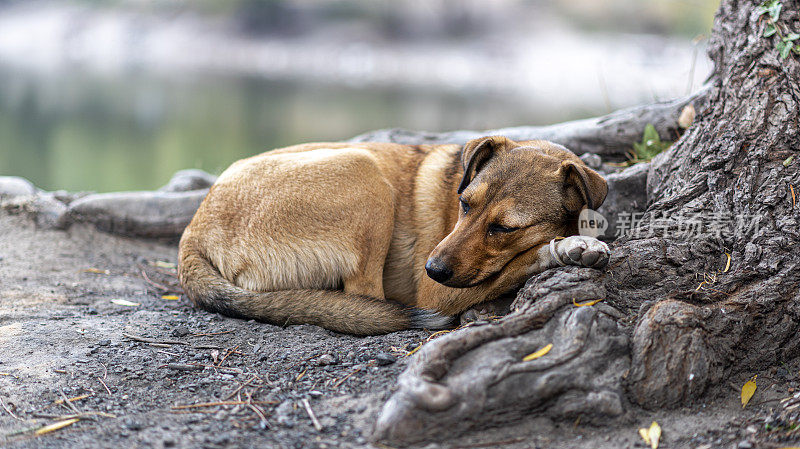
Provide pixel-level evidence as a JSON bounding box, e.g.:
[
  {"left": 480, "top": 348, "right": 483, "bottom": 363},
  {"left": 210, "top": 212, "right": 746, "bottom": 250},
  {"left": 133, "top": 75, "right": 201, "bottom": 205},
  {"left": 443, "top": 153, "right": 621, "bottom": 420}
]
[
  {"left": 742, "top": 375, "right": 757, "bottom": 408},
  {"left": 638, "top": 421, "right": 661, "bottom": 449},
  {"left": 522, "top": 343, "right": 553, "bottom": 362},
  {"left": 573, "top": 298, "right": 603, "bottom": 307},
  {"left": 82, "top": 268, "right": 109, "bottom": 275},
  {"left": 639, "top": 427, "right": 650, "bottom": 445},
  {"left": 648, "top": 421, "right": 661, "bottom": 449},
  {"left": 154, "top": 261, "right": 177, "bottom": 269},
  {"left": 161, "top": 295, "right": 180, "bottom": 301},
  {"left": 111, "top": 299, "right": 140, "bottom": 307},
  {"left": 35, "top": 418, "right": 79, "bottom": 435}
]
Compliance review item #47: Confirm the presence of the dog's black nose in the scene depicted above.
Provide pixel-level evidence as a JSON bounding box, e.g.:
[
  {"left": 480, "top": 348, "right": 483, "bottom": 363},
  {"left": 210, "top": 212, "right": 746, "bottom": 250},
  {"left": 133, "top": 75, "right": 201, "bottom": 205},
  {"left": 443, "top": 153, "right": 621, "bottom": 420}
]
[{"left": 425, "top": 258, "right": 453, "bottom": 283}]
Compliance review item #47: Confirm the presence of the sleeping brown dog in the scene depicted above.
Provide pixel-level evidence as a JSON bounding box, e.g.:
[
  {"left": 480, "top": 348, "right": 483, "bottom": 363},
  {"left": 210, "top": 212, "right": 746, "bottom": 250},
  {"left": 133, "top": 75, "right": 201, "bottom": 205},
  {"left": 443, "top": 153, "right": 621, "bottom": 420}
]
[{"left": 178, "top": 136, "right": 610, "bottom": 335}]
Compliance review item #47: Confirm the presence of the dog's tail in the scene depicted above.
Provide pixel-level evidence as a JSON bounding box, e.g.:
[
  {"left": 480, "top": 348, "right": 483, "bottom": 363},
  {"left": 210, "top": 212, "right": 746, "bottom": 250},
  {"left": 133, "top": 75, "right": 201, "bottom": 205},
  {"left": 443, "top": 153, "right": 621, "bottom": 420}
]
[{"left": 177, "top": 242, "right": 453, "bottom": 335}]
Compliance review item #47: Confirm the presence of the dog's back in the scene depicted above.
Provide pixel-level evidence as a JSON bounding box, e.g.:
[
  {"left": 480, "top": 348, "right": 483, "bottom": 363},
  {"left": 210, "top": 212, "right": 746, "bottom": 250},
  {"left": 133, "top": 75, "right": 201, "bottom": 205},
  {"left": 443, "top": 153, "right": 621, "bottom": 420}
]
[{"left": 178, "top": 142, "right": 452, "bottom": 334}]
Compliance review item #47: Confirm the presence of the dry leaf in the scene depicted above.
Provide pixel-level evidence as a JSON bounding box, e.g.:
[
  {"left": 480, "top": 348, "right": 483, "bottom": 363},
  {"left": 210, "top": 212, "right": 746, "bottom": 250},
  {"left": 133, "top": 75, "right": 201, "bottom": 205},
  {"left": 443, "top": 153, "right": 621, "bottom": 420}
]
[
  {"left": 678, "top": 104, "right": 696, "bottom": 128},
  {"left": 638, "top": 421, "right": 661, "bottom": 449},
  {"left": 82, "top": 268, "right": 109, "bottom": 275},
  {"left": 111, "top": 299, "right": 140, "bottom": 307},
  {"left": 35, "top": 418, "right": 79, "bottom": 435},
  {"left": 573, "top": 298, "right": 603, "bottom": 307},
  {"left": 639, "top": 427, "right": 650, "bottom": 445},
  {"left": 723, "top": 253, "right": 731, "bottom": 273},
  {"left": 742, "top": 375, "right": 757, "bottom": 408},
  {"left": 161, "top": 295, "right": 180, "bottom": 301},
  {"left": 522, "top": 343, "right": 553, "bottom": 362}
]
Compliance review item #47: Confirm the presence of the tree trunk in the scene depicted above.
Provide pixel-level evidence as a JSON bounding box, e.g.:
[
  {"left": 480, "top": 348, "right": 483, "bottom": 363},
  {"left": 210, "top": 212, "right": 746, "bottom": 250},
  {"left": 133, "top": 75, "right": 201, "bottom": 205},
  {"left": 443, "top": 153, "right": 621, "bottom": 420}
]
[{"left": 373, "top": 0, "right": 800, "bottom": 444}]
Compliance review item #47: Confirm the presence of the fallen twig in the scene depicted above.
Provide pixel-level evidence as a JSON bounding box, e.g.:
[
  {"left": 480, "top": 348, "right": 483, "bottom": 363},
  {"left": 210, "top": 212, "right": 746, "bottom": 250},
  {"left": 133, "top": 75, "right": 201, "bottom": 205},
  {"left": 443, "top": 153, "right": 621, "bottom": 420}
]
[
  {"left": 97, "top": 377, "right": 112, "bottom": 395},
  {"left": 171, "top": 400, "right": 277, "bottom": 410},
  {"left": 301, "top": 398, "right": 323, "bottom": 431},
  {"left": 333, "top": 362, "right": 374, "bottom": 388},
  {"left": 54, "top": 394, "right": 92, "bottom": 405},
  {"left": 32, "top": 411, "right": 116, "bottom": 420},
  {"left": 222, "top": 375, "right": 262, "bottom": 401},
  {"left": 162, "top": 363, "right": 242, "bottom": 374},
  {"left": 59, "top": 390, "right": 80, "bottom": 414},
  {"left": 0, "top": 397, "right": 23, "bottom": 421},
  {"left": 123, "top": 333, "right": 221, "bottom": 350},
  {"left": 123, "top": 333, "right": 188, "bottom": 346},
  {"left": 166, "top": 363, "right": 205, "bottom": 372},
  {"left": 140, "top": 269, "right": 173, "bottom": 292},
  {"left": 216, "top": 345, "right": 240, "bottom": 367},
  {"left": 190, "top": 330, "right": 234, "bottom": 337},
  {"left": 35, "top": 418, "right": 79, "bottom": 435}
]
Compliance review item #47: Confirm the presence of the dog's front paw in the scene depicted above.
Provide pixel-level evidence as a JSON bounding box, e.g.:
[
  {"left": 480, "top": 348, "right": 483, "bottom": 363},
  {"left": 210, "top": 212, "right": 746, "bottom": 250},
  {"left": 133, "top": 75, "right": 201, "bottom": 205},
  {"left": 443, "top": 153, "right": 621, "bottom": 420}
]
[{"left": 555, "top": 236, "right": 610, "bottom": 269}]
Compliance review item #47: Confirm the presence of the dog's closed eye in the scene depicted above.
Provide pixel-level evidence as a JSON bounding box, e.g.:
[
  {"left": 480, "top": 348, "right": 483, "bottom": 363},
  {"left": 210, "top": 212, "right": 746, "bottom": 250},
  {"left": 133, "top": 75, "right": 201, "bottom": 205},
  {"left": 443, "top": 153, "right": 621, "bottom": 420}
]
[{"left": 487, "top": 223, "right": 519, "bottom": 235}]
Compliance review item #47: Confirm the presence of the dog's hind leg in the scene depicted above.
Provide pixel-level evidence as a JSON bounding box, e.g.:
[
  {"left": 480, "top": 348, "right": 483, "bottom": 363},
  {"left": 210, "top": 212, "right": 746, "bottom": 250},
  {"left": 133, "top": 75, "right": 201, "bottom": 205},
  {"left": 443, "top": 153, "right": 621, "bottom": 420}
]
[{"left": 342, "top": 199, "right": 393, "bottom": 300}]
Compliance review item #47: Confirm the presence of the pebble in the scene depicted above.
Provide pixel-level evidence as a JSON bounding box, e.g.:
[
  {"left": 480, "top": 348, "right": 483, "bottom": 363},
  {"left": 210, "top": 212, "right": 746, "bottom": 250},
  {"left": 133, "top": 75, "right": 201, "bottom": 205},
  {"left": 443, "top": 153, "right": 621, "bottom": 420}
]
[
  {"left": 374, "top": 352, "right": 397, "bottom": 366},
  {"left": 737, "top": 441, "right": 753, "bottom": 449},
  {"left": 316, "top": 354, "right": 337, "bottom": 366},
  {"left": 579, "top": 152, "right": 603, "bottom": 169},
  {"left": 124, "top": 419, "right": 143, "bottom": 431},
  {"left": 0, "top": 176, "right": 37, "bottom": 197},
  {"left": 171, "top": 325, "right": 190, "bottom": 337}
]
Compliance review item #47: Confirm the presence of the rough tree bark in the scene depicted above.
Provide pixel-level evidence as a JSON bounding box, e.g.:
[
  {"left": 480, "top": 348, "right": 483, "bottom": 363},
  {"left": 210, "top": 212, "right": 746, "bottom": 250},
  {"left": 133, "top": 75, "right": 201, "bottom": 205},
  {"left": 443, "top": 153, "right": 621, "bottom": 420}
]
[{"left": 373, "top": 0, "right": 800, "bottom": 444}]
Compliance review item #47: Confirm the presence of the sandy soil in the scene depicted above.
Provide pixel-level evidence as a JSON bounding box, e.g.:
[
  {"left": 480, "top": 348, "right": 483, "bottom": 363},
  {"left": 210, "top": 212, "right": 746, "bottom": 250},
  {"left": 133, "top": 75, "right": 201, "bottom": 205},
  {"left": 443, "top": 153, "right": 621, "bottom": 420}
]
[{"left": 0, "top": 209, "right": 796, "bottom": 449}]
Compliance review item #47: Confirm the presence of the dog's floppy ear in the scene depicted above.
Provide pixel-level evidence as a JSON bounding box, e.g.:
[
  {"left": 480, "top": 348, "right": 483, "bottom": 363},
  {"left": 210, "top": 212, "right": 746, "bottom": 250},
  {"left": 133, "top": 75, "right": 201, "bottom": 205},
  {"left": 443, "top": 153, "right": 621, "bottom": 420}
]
[
  {"left": 559, "top": 160, "right": 608, "bottom": 212},
  {"left": 458, "top": 136, "right": 511, "bottom": 194}
]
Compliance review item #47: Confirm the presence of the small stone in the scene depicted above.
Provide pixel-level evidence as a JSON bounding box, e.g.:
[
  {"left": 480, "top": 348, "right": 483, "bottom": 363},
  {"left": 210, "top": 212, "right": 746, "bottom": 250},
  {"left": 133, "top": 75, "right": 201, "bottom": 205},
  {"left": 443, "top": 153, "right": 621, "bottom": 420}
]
[
  {"left": 738, "top": 441, "right": 753, "bottom": 449},
  {"left": 160, "top": 169, "right": 217, "bottom": 192},
  {"left": 374, "top": 352, "right": 396, "bottom": 366},
  {"left": 97, "top": 339, "right": 111, "bottom": 346},
  {"left": 316, "top": 354, "right": 337, "bottom": 366},
  {"left": 0, "top": 176, "right": 37, "bottom": 197},
  {"left": 124, "top": 419, "right": 143, "bottom": 431},
  {"left": 171, "top": 326, "right": 190, "bottom": 337},
  {"left": 580, "top": 152, "right": 603, "bottom": 169}
]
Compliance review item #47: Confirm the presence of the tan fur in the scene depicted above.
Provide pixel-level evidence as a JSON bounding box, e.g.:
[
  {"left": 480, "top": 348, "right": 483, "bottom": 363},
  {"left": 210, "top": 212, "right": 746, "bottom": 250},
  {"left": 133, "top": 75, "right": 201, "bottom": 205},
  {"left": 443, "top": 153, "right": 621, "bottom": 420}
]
[{"left": 178, "top": 137, "right": 607, "bottom": 335}]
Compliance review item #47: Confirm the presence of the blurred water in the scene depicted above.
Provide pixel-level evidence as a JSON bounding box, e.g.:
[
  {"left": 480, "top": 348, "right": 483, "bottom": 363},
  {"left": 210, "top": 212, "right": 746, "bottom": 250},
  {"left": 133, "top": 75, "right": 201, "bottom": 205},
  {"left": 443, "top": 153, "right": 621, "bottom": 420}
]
[
  {"left": 0, "top": 65, "right": 601, "bottom": 192},
  {"left": 0, "top": 1, "right": 714, "bottom": 193}
]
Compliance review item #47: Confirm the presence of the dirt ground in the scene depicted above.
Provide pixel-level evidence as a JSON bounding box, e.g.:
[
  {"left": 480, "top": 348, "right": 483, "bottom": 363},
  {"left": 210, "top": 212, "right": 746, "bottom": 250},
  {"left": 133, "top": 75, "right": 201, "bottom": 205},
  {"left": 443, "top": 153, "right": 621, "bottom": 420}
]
[{"left": 0, "top": 209, "right": 798, "bottom": 449}]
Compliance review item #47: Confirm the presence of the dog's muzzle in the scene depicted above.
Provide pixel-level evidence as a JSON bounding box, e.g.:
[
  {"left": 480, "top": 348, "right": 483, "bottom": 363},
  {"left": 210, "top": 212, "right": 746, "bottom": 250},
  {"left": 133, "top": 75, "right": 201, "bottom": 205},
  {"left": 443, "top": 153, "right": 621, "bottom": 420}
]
[{"left": 425, "top": 258, "right": 453, "bottom": 284}]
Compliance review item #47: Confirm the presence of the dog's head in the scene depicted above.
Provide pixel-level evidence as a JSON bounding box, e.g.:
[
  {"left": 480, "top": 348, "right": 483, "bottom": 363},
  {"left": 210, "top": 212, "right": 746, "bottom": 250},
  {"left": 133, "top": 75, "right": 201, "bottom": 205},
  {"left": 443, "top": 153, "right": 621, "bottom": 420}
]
[{"left": 425, "top": 136, "right": 608, "bottom": 288}]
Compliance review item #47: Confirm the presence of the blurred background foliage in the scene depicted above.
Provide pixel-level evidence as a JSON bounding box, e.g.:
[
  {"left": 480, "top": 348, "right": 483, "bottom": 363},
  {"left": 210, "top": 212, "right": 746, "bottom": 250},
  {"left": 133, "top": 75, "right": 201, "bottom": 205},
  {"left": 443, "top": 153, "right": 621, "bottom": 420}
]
[{"left": 0, "top": 0, "right": 719, "bottom": 192}]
